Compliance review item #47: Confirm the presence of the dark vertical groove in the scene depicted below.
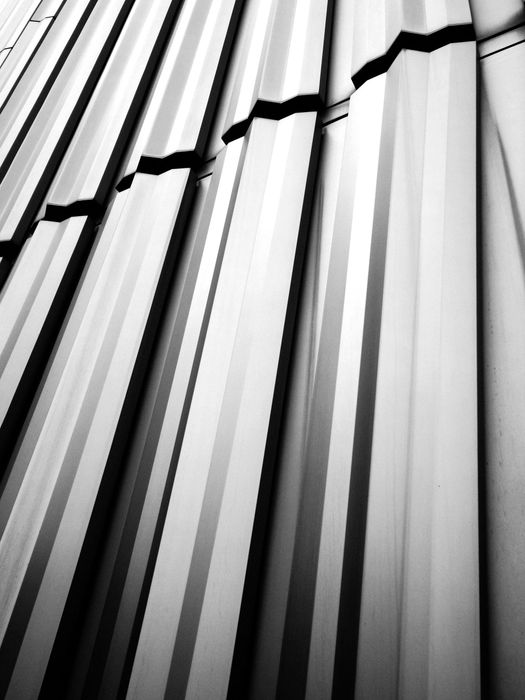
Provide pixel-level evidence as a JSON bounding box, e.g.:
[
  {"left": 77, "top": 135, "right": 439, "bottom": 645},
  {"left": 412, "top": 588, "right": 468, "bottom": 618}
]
[
  {"left": 38, "top": 176, "right": 197, "bottom": 699},
  {"left": 332, "top": 78, "right": 398, "bottom": 700},
  {"left": 351, "top": 24, "right": 476, "bottom": 90},
  {"left": 227, "top": 116, "right": 323, "bottom": 700},
  {"left": 475, "top": 58, "right": 490, "bottom": 700}
]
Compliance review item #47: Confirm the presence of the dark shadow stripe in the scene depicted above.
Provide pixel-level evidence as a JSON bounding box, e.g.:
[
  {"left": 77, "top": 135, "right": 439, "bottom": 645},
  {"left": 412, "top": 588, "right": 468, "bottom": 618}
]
[
  {"left": 222, "top": 94, "right": 324, "bottom": 144},
  {"left": 0, "top": 240, "right": 18, "bottom": 257},
  {"left": 76, "top": 155, "right": 233, "bottom": 699},
  {"left": 0, "top": 219, "right": 95, "bottom": 479},
  {"left": 352, "top": 24, "right": 475, "bottom": 90},
  {"left": 116, "top": 150, "right": 202, "bottom": 192},
  {"left": 114, "top": 167, "right": 240, "bottom": 700},
  {"left": 322, "top": 111, "right": 348, "bottom": 128},
  {"left": 39, "top": 175, "right": 198, "bottom": 699},
  {"left": 44, "top": 199, "right": 104, "bottom": 222},
  {"left": 476, "top": 63, "right": 489, "bottom": 700}
]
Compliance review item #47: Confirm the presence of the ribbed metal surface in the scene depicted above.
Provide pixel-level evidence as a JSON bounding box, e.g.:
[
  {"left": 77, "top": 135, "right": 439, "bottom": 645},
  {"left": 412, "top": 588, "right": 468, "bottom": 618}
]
[{"left": 0, "top": 0, "right": 523, "bottom": 698}]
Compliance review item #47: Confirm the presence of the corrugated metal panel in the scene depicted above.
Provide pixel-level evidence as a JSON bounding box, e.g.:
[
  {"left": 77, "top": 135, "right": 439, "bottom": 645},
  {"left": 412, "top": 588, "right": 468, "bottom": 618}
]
[
  {"left": 118, "top": 0, "right": 243, "bottom": 187},
  {"left": 45, "top": 0, "right": 188, "bottom": 211},
  {"left": 0, "top": 0, "right": 41, "bottom": 50},
  {"left": 65, "top": 157, "right": 232, "bottom": 699},
  {"left": 0, "top": 0, "right": 95, "bottom": 162},
  {"left": 249, "top": 44, "right": 478, "bottom": 700},
  {"left": 0, "top": 18, "right": 52, "bottom": 110},
  {"left": 217, "top": 0, "right": 333, "bottom": 142},
  {"left": 0, "top": 0, "right": 522, "bottom": 697},
  {"left": 0, "top": 169, "right": 194, "bottom": 699}
]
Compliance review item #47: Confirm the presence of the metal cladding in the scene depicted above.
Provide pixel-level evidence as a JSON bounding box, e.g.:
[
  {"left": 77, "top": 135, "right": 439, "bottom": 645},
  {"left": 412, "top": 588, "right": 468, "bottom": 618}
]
[
  {"left": 0, "top": 0, "right": 522, "bottom": 698},
  {"left": 478, "top": 22, "right": 525, "bottom": 699},
  {"left": 119, "top": 0, "right": 244, "bottom": 185}
]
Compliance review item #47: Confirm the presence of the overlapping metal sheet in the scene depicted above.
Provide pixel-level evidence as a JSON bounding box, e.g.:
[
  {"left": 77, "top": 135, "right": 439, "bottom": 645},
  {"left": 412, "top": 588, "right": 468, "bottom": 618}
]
[
  {"left": 0, "top": 0, "right": 523, "bottom": 698},
  {"left": 479, "top": 34, "right": 525, "bottom": 700}
]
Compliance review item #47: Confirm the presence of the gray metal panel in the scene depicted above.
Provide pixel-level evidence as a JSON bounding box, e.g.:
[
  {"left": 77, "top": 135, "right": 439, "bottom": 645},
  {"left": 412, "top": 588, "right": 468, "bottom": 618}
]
[
  {"left": 65, "top": 148, "right": 239, "bottom": 698},
  {"left": 480, "top": 40, "right": 525, "bottom": 700},
  {"left": 350, "top": 0, "right": 472, "bottom": 79},
  {"left": 0, "top": 0, "right": 520, "bottom": 696}
]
